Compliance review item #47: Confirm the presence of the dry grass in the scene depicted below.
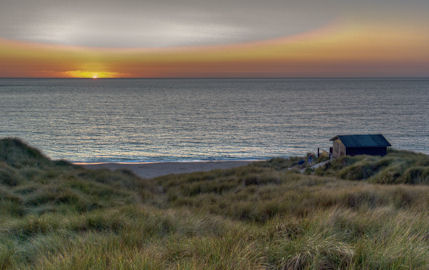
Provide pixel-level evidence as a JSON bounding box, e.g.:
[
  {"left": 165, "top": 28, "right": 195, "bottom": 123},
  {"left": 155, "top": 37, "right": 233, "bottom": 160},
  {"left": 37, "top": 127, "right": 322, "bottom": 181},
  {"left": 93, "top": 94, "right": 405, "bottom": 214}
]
[
  {"left": 315, "top": 149, "right": 429, "bottom": 184},
  {"left": 0, "top": 138, "right": 428, "bottom": 269}
]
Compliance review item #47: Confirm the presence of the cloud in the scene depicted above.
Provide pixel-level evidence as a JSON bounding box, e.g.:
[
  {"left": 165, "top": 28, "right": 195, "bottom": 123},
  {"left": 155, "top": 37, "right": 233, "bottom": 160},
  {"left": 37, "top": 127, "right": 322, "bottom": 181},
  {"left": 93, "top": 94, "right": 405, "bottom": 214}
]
[
  {"left": 0, "top": 0, "right": 428, "bottom": 48},
  {"left": 0, "top": 0, "right": 333, "bottom": 48}
]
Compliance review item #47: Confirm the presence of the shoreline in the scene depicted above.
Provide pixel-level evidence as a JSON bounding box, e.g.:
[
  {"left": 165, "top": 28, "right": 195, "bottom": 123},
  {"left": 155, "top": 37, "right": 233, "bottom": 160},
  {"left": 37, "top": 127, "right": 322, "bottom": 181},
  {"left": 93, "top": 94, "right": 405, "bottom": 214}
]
[{"left": 79, "top": 160, "right": 259, "bottom": 179}]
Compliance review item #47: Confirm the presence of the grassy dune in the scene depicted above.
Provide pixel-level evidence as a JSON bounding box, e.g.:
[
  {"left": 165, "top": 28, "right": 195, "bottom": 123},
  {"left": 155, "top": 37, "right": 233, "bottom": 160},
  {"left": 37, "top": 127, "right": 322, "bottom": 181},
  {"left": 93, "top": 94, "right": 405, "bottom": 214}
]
[
  {"left": 0, "top": 138, "right": 428, "bottom": 269},
  {"left": 314, "top": 149, "right": 429, "bottom": 184}
]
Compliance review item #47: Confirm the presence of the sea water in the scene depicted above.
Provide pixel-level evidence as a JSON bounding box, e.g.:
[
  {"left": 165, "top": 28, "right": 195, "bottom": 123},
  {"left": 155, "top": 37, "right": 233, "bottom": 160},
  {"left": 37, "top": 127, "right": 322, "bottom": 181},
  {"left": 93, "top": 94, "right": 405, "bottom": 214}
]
[{"left": 0, "top": 78, "right": 428, "bottom": 162}]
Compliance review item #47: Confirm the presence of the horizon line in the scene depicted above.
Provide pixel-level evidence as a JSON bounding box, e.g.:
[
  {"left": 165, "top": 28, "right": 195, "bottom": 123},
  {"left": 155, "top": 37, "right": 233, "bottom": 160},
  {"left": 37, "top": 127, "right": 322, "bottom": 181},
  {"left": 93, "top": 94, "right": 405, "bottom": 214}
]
[{"left": 1, "top": 76, "right": 429, "bottom": 80}]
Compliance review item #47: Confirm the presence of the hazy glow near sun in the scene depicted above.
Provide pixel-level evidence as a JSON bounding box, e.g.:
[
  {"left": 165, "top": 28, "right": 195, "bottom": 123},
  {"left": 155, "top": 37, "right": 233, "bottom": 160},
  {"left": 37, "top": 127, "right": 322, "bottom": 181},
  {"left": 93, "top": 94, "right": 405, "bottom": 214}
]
[
  {"left": 63, "top": 71, "right": 120, "bottom": 78},
  {"left": 60, "top": 70, "right": 124, "bottom": 80}
]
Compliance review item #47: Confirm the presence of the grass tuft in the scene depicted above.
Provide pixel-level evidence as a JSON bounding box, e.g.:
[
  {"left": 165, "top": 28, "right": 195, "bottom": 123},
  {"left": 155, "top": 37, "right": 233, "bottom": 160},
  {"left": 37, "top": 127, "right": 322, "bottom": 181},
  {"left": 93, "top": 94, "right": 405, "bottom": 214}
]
[{"left": 0, "top": 138, "right": 428, "bottom": 269}]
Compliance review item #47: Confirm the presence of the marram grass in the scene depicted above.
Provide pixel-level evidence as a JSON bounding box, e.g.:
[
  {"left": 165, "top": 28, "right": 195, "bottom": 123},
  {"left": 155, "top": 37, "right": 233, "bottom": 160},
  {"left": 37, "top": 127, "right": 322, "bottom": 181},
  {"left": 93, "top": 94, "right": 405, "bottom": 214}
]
[{"left": 0, "top": 138, "right": 428, "bottom": 269}]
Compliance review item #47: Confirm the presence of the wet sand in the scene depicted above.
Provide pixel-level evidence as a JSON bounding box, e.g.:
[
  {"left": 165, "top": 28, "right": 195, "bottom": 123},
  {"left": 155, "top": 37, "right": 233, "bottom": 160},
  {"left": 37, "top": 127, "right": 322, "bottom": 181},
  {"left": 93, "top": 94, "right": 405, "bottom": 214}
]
[{"left": 79, "top": 160, "right": 255, "bottom": 178}]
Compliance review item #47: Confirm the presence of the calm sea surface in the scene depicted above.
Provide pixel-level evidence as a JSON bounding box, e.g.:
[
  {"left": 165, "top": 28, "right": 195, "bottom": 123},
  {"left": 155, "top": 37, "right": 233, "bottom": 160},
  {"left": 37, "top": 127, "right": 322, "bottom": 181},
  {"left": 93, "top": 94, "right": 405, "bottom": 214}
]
[{"left": 0, "top": 78, "right": 428, "bottom": 162}]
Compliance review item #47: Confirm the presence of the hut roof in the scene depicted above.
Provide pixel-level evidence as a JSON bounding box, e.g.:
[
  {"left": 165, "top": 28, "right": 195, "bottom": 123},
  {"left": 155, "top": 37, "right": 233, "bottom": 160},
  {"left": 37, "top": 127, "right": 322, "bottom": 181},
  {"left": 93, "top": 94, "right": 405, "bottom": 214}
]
[{"left": 330, "top": 134, "right": 391, "bottom": 148}]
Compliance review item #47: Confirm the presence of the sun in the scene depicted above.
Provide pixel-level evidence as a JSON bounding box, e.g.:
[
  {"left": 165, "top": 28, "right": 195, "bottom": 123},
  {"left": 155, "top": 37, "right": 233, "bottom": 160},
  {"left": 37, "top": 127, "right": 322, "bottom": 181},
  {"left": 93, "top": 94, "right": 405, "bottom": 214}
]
[{"left": 64, "top": 70, "right": 120, "bottom": 78}]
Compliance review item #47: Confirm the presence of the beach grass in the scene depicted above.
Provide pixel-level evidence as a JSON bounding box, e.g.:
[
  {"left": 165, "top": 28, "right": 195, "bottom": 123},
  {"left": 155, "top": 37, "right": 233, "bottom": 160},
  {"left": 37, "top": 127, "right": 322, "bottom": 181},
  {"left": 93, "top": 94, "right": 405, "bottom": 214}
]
[
  {"left": 314, "top": 149, "right": 429, "bottom": 184},
  {"left": 0, "top": 138, "right": 428, "bottom": 269}
]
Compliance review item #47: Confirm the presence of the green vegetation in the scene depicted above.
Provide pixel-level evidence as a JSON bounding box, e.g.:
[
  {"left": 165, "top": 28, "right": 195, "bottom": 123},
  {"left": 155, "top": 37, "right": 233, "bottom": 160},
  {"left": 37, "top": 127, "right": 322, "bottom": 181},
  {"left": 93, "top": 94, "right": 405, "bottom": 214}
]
[
  {"left": 0, "top": 138, "right": 428, "bottom": 269},
  {"left": 314, "top": 149, "right": 429, "bottom": 184}
]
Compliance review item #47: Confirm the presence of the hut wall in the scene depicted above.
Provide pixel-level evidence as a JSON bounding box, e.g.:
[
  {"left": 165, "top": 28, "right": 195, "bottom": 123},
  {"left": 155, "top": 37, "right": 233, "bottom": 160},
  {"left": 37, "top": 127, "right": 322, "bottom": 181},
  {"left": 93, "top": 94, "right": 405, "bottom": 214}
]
[
  {"left": 346, "top": 147, "right": 387, "bottom": 156},
  {"left": 333, "top": 139, "right": 346, "bottom": 158}
]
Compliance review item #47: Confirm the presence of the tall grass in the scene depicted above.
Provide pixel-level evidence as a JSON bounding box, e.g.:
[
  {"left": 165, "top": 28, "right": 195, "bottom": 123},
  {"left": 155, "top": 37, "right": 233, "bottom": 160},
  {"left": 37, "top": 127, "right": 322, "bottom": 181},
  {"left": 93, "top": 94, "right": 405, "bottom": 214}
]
[
  {"left": 0, "top": 138, "right": 428, "bottom": 269},
  {"left": 314, "top": 149, "right": 429, "bottom": 184}
]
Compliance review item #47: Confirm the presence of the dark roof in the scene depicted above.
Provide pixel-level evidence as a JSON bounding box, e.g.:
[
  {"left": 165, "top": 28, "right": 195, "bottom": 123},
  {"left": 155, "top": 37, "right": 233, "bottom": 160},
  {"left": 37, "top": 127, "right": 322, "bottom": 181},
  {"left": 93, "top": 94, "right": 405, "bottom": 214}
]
[{"left": 330, "top": 134, "right": 391, "bottom": 148}]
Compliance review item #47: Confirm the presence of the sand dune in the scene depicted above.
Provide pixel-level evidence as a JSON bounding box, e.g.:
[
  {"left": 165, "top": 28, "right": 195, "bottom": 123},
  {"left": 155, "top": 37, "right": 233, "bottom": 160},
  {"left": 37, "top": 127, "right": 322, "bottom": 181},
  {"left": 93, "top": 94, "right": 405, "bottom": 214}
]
[{"left": 80, "top": 160, "right": 255, "bottom": 178}]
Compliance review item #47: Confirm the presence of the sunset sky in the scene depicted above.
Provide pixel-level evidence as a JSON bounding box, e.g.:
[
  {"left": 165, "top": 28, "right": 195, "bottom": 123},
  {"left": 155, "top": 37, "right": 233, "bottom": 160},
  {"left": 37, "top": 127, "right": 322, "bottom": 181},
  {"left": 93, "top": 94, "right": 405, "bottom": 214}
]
[{"left": 0, "top": 0, "right": 428, "bottom": 78}]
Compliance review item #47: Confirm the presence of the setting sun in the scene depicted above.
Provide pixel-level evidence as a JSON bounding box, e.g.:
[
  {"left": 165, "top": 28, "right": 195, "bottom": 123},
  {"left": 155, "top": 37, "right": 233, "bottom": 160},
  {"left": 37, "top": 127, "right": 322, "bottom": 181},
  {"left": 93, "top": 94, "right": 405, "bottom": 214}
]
[{"left": 62, "top": 70, "right": 120, "bottom": 78}]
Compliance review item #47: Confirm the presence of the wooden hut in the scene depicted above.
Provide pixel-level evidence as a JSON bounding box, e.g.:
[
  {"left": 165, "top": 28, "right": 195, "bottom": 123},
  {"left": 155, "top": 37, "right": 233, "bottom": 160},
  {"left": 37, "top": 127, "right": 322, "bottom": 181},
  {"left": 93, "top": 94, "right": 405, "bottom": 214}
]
[{"left": 330, "top": 134, "right": 391, "bottom": 158}]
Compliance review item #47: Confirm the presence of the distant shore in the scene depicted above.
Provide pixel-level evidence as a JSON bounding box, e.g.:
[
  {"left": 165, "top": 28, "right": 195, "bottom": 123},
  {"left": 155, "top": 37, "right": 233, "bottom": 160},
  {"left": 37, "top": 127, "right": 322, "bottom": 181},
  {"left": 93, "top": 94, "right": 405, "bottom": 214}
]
[{"left": 79, "top": 160, "right": 256, "bottom": 178}]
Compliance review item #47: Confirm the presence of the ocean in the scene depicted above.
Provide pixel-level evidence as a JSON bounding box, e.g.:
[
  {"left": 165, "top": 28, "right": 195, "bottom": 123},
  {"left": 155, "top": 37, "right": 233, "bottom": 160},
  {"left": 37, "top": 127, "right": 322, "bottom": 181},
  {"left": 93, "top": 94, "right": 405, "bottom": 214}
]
[{"left": 0, "top": 78, "right": 428, "bottom": 162}]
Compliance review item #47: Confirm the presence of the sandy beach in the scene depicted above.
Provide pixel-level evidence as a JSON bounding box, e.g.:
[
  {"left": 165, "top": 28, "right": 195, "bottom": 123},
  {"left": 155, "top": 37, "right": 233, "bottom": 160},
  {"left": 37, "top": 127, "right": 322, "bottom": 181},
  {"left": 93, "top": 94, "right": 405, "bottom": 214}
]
[{"left": 79, "top": 160, "right": 255, "bottom": 178}]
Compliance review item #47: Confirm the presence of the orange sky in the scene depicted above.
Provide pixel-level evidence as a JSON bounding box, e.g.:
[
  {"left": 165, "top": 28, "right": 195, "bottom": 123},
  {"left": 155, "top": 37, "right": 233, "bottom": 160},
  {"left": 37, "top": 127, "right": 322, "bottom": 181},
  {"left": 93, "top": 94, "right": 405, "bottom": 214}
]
[{"left": 1, "top": 20, "right": 429, "bottom": 78}]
